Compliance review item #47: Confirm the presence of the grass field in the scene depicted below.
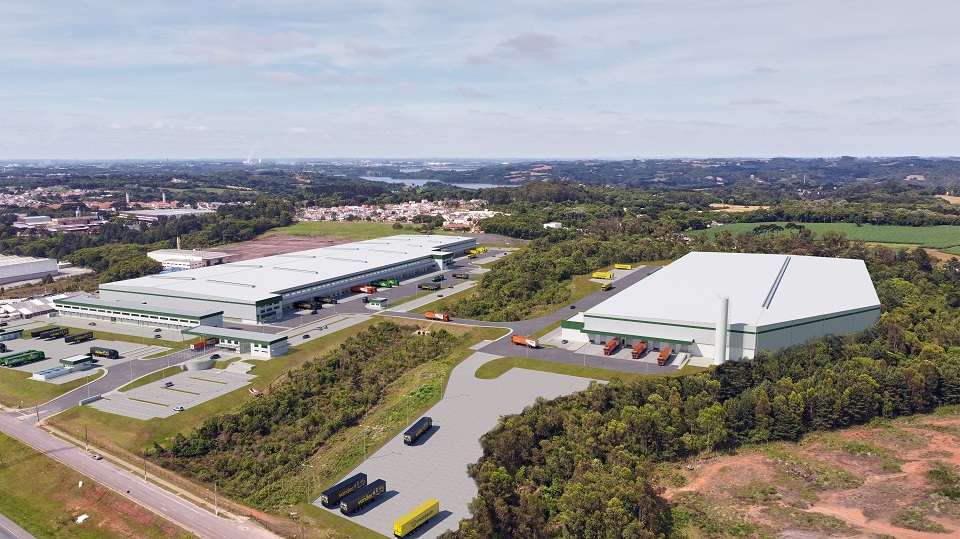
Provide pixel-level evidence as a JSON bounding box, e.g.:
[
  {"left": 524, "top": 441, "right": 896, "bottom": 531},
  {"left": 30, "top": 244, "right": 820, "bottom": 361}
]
[
  {"left": 707, "top": 222, "right": 960, "bottom": 249},
  {"left": 0, "top": 433, "right": 192, "bottom": 539},
  {"left": 474, "top": 356, "right": 708, "bottom": 382},
  {"left": 273, "top": 221, "right": 461, "bottom": 241},
  {"left": 0, "top": 368, "right": 104, "bottom": 408}
]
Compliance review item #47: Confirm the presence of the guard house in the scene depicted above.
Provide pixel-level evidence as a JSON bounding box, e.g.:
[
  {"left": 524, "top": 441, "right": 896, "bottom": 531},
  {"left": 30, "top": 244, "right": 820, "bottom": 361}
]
[{"left": 183, "top": 326, "right": 289, "bottom": 359}]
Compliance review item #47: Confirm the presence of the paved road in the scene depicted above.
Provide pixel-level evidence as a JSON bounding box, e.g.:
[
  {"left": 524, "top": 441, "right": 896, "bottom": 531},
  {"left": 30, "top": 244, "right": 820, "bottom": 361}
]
[
  {"left": 0, "top": 512, "right": 34, "bottom": 539},
  {"left": 0, "top": 409, "right": 278, "bottom": 539}
]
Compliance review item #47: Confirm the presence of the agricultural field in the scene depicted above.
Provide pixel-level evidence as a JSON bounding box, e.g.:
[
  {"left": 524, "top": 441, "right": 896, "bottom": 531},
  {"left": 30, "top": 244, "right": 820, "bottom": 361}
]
[
  {"left": 659, "top": 408, "right": 960, "bottom": 538},
  {"left": 707, "top": 222, "right": 960, "bottom": 250}
]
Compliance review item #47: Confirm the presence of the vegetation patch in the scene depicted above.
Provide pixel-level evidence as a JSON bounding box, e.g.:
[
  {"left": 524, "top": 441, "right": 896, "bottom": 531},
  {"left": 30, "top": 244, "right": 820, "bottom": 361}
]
[
  {"left": 474, "top": 355, "right": 707, "bottom": 382},
  {"left": 765, "top": 505, "right": 860, "bottom": 536},
  {"left": 708, "top": 222, "right": 960, "bottom": 249},
  {"left": 0, "top": 367, "right": 104, "bottom": 408}
]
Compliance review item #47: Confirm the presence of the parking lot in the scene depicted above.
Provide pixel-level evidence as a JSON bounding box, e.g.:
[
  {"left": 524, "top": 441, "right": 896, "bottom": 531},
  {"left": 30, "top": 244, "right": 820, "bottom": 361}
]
[
  {"left": 7, "top": 333, "right": 167, "bottom": 375},
  {"left": 315, "top": 351, "right": 595, "bottom": 538},
  {"left": 87, "top": 369, "right": 255, "bottom": 420}
]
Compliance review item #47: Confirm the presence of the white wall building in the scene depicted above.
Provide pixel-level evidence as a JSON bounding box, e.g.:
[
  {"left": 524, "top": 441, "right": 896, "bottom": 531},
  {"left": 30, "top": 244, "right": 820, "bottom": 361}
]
[
  {"left": 148, "top": 249, "right": 230, "bottom": 270},
  {"left": 561, "top": 252, "right": 881, "bottom": 362},
  {"left": 0, "top": 254, "right": 58, "bottom": 285}
]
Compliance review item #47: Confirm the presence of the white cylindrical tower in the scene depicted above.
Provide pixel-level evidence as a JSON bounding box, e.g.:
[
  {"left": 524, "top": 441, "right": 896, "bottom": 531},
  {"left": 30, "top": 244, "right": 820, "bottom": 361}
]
[{"left": 713, "top": 296, "right": 729, "bottom": 365}]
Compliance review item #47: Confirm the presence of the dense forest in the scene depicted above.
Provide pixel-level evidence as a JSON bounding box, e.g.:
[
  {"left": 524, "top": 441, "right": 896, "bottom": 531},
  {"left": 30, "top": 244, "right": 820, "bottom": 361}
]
[
  {"left": 439, "top": 236, "right": 960, "bottom": 538},
  {"left": 152, "top": 321, "right": 462, "bottom": 507}
]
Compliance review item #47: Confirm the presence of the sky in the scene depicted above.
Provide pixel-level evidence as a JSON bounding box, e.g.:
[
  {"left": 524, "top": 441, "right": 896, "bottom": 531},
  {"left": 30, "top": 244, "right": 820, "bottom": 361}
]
[{"left": 1, "top": 0, "right": 958, "bottom": 160}]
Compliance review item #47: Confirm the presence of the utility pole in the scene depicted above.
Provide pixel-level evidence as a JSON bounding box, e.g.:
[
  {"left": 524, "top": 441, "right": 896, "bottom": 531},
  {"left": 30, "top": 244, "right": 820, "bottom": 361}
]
[
  {"left": 215, "top": 483, "right": 219, "bottom": 516},
  {"left": 34, "top": 404, "right": 39, "bottom": 423},
  {"left": 85, "top": 425, "right": 88, "bottom": 452},
  {"left": 405, "top": 394, "right": 409, "bottom": 426},
  {"left": 142, "top": 451, "right": 147, "bottom": 481}
]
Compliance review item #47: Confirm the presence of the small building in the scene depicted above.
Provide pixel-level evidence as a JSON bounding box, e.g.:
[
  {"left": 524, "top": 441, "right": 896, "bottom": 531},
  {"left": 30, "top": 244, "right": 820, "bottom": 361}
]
[
  {"left": 542, "top": 222, "right": 563, "bottom": 229},
  {"left": 0, "top": 254, "right": 58, "bottom": 285},
  {"left": 54, "top": 295, "right": 224, "bottom": 329},
  {"left": 182, "top": 326, "right": 288, "bottom": 359},
  {"left": 0, "top": 329, "right": 24, "bottom": 341},
  {"left": 119, "top": 208, "right": 216, "bottom": 222},
  {"left": 368, "top": 297, "right": 390, "bottom": 308},
  {"left": 148, "top": 249, "right": 230, "bottom": 270},
  {"left": 60, "top": 353, "right": 93, "bottom": 366}
]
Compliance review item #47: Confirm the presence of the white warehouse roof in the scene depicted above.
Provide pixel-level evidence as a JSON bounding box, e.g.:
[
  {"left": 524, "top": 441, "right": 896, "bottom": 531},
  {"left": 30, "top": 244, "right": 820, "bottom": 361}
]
[
  {"left": 588, "top": 252, "right": 880, "bottom": 332},
  {"left": 101, "top": 235, "right": 475, "bottom": 304}
]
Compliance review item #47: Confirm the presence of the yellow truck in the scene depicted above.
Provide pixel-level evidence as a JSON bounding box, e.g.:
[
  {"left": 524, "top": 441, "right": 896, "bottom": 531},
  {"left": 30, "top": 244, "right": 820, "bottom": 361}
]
[
  {"left": 614, "top": 263, "right": 632, "bottom": 270},
  {"left": 592, "top": 271, "right": 614, "bottom": 279},
  {"left": 394, "top": 498, "right": 440, "bottom": 537}
]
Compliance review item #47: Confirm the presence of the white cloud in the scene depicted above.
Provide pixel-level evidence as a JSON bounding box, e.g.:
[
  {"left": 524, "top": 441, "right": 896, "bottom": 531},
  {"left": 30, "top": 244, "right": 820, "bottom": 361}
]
[{"left": 455, "top": 87, "right": 491, "bottom": 98}]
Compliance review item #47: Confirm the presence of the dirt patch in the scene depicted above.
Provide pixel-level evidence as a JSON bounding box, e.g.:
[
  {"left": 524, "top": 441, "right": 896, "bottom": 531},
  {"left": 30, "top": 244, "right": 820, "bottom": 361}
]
[
  {"left": 937, "top": 195, "right": 960, "bottom": 205},
  {"left": 709, "top": 203, "right": 770, "bottom": 212},
  {"left": 926, "top": 248, "right": 959, "bottom": 262},
  {"left": 217, "top": 234, "right": 351, "bottom": 262},
  {"left": 662, "top": 414, "right": 960, "bottom": 538}
]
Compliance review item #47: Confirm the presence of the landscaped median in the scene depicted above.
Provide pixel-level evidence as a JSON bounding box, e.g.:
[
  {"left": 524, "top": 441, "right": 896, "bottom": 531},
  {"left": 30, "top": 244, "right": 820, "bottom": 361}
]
[{"left": 474, "top": 356, "right": 708, "bottom": 383}]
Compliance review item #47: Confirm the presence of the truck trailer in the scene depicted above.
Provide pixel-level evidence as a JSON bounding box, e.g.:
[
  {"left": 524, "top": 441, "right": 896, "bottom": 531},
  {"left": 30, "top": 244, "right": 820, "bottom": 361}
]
[
  {"left": 314, "top": 296, "right": 338, "bottom": 304},
  {"left": 418, "top": 283, "right": 441, "bottom": 291},
  {"left": 631, "top": 341, "right": 647, "bottom": 359},
  {"left": 65, "top": 331, "right": 94, "bottom": 344},
  {"left": 592, "top": 271, "right": 614, "bottom": 279},
  {"left": 340, "top": 479, "right": 386, "bottom": 514},
  {"left": 424, "top": 312, "right": 449, "bottom": 322},
  {"left": 431, "top": 275, "right": 444, "bottom": 282},
  {"left": 320, "top": 473, "right": 367, "bottom": 508},
  {"left": 90, "top": 346, "right": 120, "bottom": 359},
  {"left": 603, "top": 338, "right": 621, "bottom": 356},
  {"left": 452, "top": 273, "right": 470, "bottom": 279},
  {"left": 351, "top": 285, "right": 377, "bottom": 294},
  {"left": 657, "top": 347, "right": 673, "bottom": 366},
  {"left": 614, "top": 263, "right": 632, "bottom": 270},
  {"left": 511, "top": 335, "right": 539, "bottom": 348},
  {"left": 189, "top": 338, "right": 219, "bottom": 351},
  {"left": 31, "top": 327, "right": 62, "bottom": 339},
  {"left": 393, "top": 498, "right": 440, "bottom": 537},
  {"left": 403, "top": 417, "right": 433, "bottom": 445},
  {"left": 46, "top": 328, "right": 69, "bottom": 339},
  {"left": 0, "top": 350, "right": 45, "bottom": 367}
]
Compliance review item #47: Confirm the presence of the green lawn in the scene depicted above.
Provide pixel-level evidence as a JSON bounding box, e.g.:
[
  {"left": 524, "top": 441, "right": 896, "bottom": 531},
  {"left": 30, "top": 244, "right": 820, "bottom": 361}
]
[
  {"left": 707, "top": 222, "right": 960, "bottom": 249},
  {"left": 0, "top": 368, "right": 104, "bottom": 408},
  {"left": 273, "top": 221, "right": 406, "bottom": 240},
  {"left": 0, "top": 433, "right": 192, "bottom": 539},
  {"left": 474, "top": 356, "right": 708, "bottom": 383}
]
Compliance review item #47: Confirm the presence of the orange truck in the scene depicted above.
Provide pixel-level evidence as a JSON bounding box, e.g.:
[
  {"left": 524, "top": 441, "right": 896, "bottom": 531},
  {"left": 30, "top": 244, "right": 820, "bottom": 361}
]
[
  {"left": 350, "top": 285, "right": 377, "bottom": 294},
  {"left": 631, "top": 341, "right": 647, "bottom": 359},
  {"left": 424, "top": 312, "right": 449, "bottom": 322},
  {"left": 510, "top": 335, "right": 539, "bottom": 348},
  {"left": 657, "top": 347, "right": 673, "bottom": 366},
  {"left": 603, "top": 338, "right": 621, "bottom": 356}
]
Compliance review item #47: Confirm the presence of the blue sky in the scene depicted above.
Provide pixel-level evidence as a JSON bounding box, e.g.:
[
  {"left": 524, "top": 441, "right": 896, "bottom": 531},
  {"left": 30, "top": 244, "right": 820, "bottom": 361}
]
[{"left": 2, "top": 0, "right": 957, "bottom": 159}]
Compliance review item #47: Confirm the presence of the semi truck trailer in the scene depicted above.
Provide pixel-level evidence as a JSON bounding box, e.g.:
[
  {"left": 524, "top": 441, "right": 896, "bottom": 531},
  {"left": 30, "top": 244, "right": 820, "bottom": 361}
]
[
  {"left": 603, "top": 338, "right": 621, "bottom": 356},
  {"left": 592, "top": 271, "right": 614, "bottom": 279},
  {"left": 614, "top": 263, "right": 632, "bottom": 270},
  {"left": 90, "top": 346, "right": 120, "bottom": 359},
  {"left": 403, "top": 417, "right": 433, "bottom": 445},
  {"left": 351, "top": 285, "right": 377, "bottom": 294},
  {"left": 314, "top": 296, "right": 338, "bottom": 304},
  {"left": 511, "top": 335, "right": 539, "bottom": 348},
  {"left": 631, "top": 341, "right": 647, "bottom": 359},
  {"left": 424, "top": 312, "right": 449, "bottom": 322},
  {"left": 0, "top": 350, "right": 45, "bottom": 367},
  {"left": 320, "top": 473, "right": 367, "bottom": 508},
  {"left": 393, "top": 498, "right": 440, "bottom": 537},
  {"left": 418, "top": 283, "right": 441, "bottom": 290},
  {"left": 65, "top": 331, "right": 94, "bottom": 344},
  {"left": 657, "top": 347, "right": 673, "bottom": 366},
  {"left": 46, "top": 328, "right": 69, "bottom": 339},
  {"left": 189, "top": 338, "right": 219, "bottom": 351},
  {"left": 340, "top": 479, "right": 386, "bottom": 514}
]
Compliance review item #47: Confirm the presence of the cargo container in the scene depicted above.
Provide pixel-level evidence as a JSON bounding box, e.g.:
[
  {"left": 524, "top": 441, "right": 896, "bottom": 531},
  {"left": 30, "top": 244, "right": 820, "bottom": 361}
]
[
  {"left": 431, "top": 275, "right": 444, "bottom": 282},
  {"left": 351, "top": 285, "right": 377, "bottom": 294},
  {"left": 511, "top": 335, "right": 539, "bottom": 348},
  {"left": 31, "top": 327, "right": 62, "bottom": 339},
  {"left": 340, "top": 479, "right": 386, "bottom": 514},
  {"left": 603, "top": 338, "right": 621, "bottom": 356},
  {"left": 46, "top": 328, "right": 69, "bottom": 339},
  {"left": 600, "top": 283, "right": 612, "bottom": 291},
  {"left": 394, "top": 498, "right": 440, "bottom": 537},
  {"left": 403, "top": 417, "right": 433, "bottom": 445},
  {"left": 452, "top": 273, "right": 469, "bottom": 279},
  {"left": 65, "top": 331, "right": 94, "bottom": 344},
  {"left": 614, "top": 263, "right": 632, "bottom": 270},
  {"left": 592, "top": 271, "right": 614, "bottom": 279},
  {"left": 424, "top": 312, "right": 449, "bottom": 322},
  {"left": 657, "top": 347, "right": 673, "bottom": 366},
  {"left": 418, "top": 283, "right": 441, "bottom": 291},
  {"left": 314, "top": 296, "right": 338, "bottom": 304},
  {"left": 631, "top": 341, "right": 647, "bottom": 359},
  {"left": 189, "top": 338, "right": 219, "bottom": 351},
  {"left": 320, "top": 473, "right": 367, "bottom": 507},
  {"left": 90, "top": 346, "right": 119, "bottom": 359},
  {"left": 0, "top": 350, "right": 45, "bottom": 367}
]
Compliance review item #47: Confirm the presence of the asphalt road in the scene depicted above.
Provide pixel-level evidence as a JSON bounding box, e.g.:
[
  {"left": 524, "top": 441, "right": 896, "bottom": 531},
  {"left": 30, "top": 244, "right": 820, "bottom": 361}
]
[
  {"left": 0, "top": 410, "right": 278, "bottom": 539},
  {"left": 0, "top": 512, "right": 34, "bottom": 539}
]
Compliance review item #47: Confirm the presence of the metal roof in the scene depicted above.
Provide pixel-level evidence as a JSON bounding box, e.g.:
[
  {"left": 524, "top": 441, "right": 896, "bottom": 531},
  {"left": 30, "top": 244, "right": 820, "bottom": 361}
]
[
  {"left": 587, "top": 252, "right": 880, "bottom": 331},
  {"left": 182, "top": 326, "right": 287, "bottom": 345},
  {"left": 101, "top": 235, "right": 475, "bottom": 304},
  {"left": 55, "top": 295, "right": 223, "bottom": 319}
]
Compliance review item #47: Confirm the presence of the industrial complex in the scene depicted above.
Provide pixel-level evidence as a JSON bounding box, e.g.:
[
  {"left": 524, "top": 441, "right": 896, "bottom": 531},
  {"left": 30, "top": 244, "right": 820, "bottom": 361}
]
[
  {"left": 68, "top": 235, "right": 475, "bottom": 324},
  {"left": 562, "top": 252, "right": 881, "bottom": 363}
]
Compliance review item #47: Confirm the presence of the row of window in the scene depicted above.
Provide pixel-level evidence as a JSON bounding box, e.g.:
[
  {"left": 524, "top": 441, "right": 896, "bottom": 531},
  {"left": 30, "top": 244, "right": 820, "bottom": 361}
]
[{"left": 59, "top": 305, "right": 200, "bottom": 325}]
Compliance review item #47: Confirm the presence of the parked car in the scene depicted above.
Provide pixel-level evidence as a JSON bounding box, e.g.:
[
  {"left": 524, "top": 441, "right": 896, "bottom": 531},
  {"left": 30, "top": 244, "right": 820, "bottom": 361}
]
[
  {"left": 0, "top": 322, "right": 6, "bottom": 327},
  {"left": 303, "top": 334, "right": 310, "bottom": 339},
  {"left": 173, "top": 406, "right": 184, "bottom": 412},
  {"left": 437, "top": 294, "right": 444, "bottom": 297},
  {"left": 163, "top": 381, "right": 174, "bottom": 388},
  {"left": 89, "top": 322, "right": 96, "bottom": 326},
  {"left": 154, "top": 334, "right": 162, "bottom": 339},
  {"left": 210, "top": 353, "right": 220, "bottom": 360},
  {"left": 91, "top": 454, "right": 102, "bottom": 460},
  {"left": 570, "top": 305, "right": 576, "bottom": 309},
  {"left": 310, "top": 310, "right": 318, "bottom": 315},
  {"left": 561, "top": 339, "right": 569, "bottom": 344},
  {"left": 153, "top": 328, "right": 161, "bottom": 333}
]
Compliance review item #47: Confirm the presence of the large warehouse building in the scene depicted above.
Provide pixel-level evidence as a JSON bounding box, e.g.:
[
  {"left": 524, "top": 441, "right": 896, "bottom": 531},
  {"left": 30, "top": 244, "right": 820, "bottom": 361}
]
[
  {"left": 561, "top": 252, "right": 881, "bottom": 363},
  {"left": 97, "top": 235, "right": 475, "bottom": 323},
  {"left": 0, "top": 254, "right": 58, "bottom": 285}
]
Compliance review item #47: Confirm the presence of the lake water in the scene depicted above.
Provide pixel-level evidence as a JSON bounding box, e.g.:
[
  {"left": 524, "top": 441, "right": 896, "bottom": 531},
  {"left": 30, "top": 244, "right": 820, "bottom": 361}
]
[{"left": 360, "top": 176, "right": 514, "bottom": 189}]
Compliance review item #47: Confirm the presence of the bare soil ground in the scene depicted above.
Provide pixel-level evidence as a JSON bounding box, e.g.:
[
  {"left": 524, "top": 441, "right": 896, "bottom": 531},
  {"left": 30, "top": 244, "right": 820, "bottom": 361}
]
[
  {"left": 216, "top": 233, "right": 350, "bottom": 262},
  {"left": 936, "top": 195, "right": 960, "bottom": 205},
  {"left": 661, "top": 413, "right": 960, "bottom": 538},
  {"left": 925, "top": 248, "right": 959, "bottom": 262},
  {"left": 709, "top": 203, "right": 771, "bottom": 212}
]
